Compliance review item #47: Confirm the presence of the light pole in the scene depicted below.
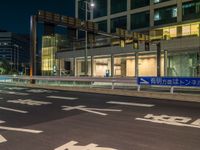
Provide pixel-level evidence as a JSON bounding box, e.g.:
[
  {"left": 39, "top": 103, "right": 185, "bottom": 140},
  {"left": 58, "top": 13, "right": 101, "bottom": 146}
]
[{"left": 83, "top": 0, "right": 95, "bottom": 76}]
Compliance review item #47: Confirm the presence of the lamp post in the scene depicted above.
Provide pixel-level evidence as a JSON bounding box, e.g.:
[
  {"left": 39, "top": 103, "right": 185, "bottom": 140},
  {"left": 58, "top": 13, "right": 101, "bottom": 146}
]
[{"left": 83, "top": 0, "right": 95, "bottom": 76}]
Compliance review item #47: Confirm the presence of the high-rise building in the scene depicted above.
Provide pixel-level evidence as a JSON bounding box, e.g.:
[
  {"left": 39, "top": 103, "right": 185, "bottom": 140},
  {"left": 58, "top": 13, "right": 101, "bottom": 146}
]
[
  {"left": 0, "top": 31, "right": 30, "bottom": 74},
  {"left": 56, "top": 0, "right": 200, "bottom": 77}
]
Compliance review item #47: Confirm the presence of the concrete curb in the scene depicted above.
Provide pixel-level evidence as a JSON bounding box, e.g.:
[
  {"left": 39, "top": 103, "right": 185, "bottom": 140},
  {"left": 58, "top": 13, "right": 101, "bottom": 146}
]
[{"left": 15, "top": 83, "right": 200, "bottom": 103}]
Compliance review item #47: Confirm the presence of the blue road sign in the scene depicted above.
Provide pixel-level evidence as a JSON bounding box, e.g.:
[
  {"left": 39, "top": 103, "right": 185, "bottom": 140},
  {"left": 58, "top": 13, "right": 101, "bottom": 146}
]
[{"left": 137, "top": 77, "right": 200, "bottom": 87}]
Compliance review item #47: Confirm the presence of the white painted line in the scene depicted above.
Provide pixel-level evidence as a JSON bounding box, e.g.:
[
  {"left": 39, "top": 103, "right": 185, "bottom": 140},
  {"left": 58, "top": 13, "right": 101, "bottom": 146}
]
[
  {"left": 62, "top": 105, "right": 122, "bottom": 116},
  {"left": 0, "top": 126, "right": 43, "bottom": 133},
  {"left": 107, "top": 101, "right": 155, "bottom": 107},
  {"left": 0, "top": 106, "right": 28, "bottom": 114},
  {"left": 0, "top": 91, "right": 29, "bottom": 96},
  {"left": 0, "top": 135, "right": 7, "bottom": 143},
  {"left": 47, "top": 96, "right": 78, "bottom": 100},
  {"left": 0, "top": 98, "right": 3, "bottom": 100},
  {"left": 135, "top": 118, "right": 200, "bottom": 129}
]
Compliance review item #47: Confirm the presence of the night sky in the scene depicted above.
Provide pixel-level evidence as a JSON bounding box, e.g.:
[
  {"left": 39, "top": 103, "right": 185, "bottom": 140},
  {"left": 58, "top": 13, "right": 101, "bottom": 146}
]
[{"left": 0, "top": 0, "right": 75, "bottom": 34}]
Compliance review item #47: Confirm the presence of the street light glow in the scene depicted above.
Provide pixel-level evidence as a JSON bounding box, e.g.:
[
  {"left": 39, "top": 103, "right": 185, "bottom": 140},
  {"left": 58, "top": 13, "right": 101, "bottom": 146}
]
[{"left": 90, "top": 2, "right": 95, "bottom": 7}]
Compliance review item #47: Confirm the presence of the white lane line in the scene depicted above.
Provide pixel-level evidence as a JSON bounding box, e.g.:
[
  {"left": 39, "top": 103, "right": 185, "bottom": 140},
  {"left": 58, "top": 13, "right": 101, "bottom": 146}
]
[
  {"left": 0, "top": 106, "right": 28, "bottom": 114},
  {"left": 107, "top": 101, "right": 155, "bottom": 107},
  {"left": 0, "top": 98, "right": 3, "bottom": 100},
  {"left": 135, "top": 118, "right": 200, "bottom": 129},
  {"left": 0, "top": 135, "right": 7, "bottom": 143},
  {"left": 0, "top": 126, "right": 43, "bottom": 133},
  {"left": 47, "top": 96, "right": 78, "bottom": 100},
  {"left": 0, "top": 91, "right": 28, "bottom": 96}
]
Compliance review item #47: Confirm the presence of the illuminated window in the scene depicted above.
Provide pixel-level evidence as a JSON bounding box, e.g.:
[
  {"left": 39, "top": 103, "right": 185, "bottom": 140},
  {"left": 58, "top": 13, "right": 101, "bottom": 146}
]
[
  {"left": 182, "top": 25, "right": 191, "bottom": 36},
  {"left": 191, "top": 24, "right": 199, "bottom": 36},
  {"left": 169, "top": 27, "right": 177, "bottom": 38}
]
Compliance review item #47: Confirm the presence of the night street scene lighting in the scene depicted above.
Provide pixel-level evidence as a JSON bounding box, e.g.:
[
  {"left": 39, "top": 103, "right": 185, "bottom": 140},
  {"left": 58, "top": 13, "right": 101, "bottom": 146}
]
[{"left": 0, "top": 0, "right": 199, "bottom": 150}]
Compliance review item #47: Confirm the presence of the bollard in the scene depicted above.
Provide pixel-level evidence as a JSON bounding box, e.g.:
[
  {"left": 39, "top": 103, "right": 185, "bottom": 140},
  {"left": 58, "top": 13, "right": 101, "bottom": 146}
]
[{"left": 170, "top": 86, "right": 174, "bottom": 94}]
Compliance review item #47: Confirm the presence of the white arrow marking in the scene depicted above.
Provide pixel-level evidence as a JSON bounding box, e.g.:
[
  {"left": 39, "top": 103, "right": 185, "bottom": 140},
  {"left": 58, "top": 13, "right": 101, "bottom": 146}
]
[
  {"left": 54, "top": 141, "right": 118, "bottom": 150},
  {"left": 0, "top": 106, "right": 28, "bottom": 114},
  {"left": 140, "top": 78, "right": 149, "bottom": 84},
  {"left": 107, "top": 101, "right": 155, "bottom": 107},
  {"left": 0, "top": 135, "right": 7, "bottom": 143},
  {"left": 47, "top": 96, "right": 78, "bottom": 100}
]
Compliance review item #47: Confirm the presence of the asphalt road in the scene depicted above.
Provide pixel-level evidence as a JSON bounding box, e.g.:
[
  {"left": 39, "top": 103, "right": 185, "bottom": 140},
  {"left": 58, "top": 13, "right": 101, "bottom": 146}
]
[{"left": 0, "top": 84, "right": 199, "bottom": 150}]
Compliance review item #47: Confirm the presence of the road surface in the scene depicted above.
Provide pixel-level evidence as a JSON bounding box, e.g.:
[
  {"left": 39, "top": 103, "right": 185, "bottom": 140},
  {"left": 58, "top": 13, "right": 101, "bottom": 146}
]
[{"left": 0, "top": 84, "right": 199, "bottom": 150}]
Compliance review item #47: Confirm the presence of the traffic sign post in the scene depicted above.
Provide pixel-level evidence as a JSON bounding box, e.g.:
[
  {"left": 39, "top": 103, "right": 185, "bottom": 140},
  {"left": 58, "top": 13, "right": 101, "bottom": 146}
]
[{"left": 137, "top": 77, "right": 200, "bottom": 93}]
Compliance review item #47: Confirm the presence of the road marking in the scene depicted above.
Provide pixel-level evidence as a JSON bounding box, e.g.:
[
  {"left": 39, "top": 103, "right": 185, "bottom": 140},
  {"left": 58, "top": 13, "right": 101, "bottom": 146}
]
[
  {"left": 62, "top": 105, "right": 122, "bottom": 116},
  {"left": 0, "top": 106, "right": 28, "bottom": 114},
  {"left": 107, "top": 101, "right": 155, "bottom": 107},
  {"left": 0, "top": 98, "right": 3, "bottom": 100},
  {"left": 54, "top": 141, "right": 118, "bottom": 150},
  {"left": 47, "top": 96, "right": 78, "bottom": 100},
  {"left": 0, "top": 90, "right": 28, "bottom": 96},
  {"left": 7, "top": 87, "right": 27, "bottom": 90},
  {"left": 0, "top": 135, "right": 7, "bottom": 143},
  {"left": 0, "top": 126, "right": 43, "bottom": 133},
  {"left": 27, "top": 89, "right": 51, "bottom": 93},
  {"left": 136, "top": 114, "right": 200, "bottom": 129},
  {"left": 7, "top": 99, "right": 52, "bottom": 106}
]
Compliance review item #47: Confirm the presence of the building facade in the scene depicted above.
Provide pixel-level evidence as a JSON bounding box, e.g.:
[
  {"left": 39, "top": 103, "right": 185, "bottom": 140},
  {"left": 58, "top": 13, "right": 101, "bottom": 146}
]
[
  {"left": 0, "top": 31, "right": 30, "bottom": 74},
  {"left": 56, "top": 0, "right": 200, "bottom": 77}
]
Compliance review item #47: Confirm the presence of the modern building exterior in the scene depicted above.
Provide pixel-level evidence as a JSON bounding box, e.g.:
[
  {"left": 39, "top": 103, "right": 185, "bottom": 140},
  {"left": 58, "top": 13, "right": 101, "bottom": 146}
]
[
  {"left": 56, "top": 0, "right": 200, "bottom": 77},
  {"left": 0, "top": 30, "right": 30, "bottom": 73},
  {"left": 42, "top": 34, "right": 69, "bottom": 76}
]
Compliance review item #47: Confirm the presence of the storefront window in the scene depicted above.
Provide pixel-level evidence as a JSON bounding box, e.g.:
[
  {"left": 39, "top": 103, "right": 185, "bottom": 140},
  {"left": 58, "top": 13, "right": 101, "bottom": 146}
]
[
  {"left": 168, "top": 52, "right": 199, "bottom": 77},
  {"left": 93, "top": 57, "right": 111, "bottom": 77},
  {"left": 114, "top": 56, "right": 135, "bottom": 77}
]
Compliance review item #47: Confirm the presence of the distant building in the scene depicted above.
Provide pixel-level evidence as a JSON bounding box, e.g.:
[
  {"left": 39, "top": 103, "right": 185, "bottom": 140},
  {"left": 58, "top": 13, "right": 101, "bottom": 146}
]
[{"left": 0, "top": 31, "right": 30, "bottom": 74}]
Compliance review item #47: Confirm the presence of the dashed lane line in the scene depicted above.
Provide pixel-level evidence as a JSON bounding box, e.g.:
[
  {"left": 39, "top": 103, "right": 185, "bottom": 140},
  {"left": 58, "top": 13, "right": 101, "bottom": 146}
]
[{"left": 0, "top": 106, "right": 28, "bottom": 114}]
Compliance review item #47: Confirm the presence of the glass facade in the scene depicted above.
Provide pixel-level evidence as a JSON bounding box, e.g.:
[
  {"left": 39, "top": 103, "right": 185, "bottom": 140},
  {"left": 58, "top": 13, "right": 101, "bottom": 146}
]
[
  {"left": 182, "top": 1, "right": 200, "bottom": 21},
  {"left": 154, "top": 0, "right": 170, "bottom": 4},
  {"left": 97, "top": 20, "right": 107, "bottom": 32},
  {"left": 111, "top": 0, "right": 127, "bottom": 14},
  {"left": 111, "top": 16, "right": 127, "bottom": 33},
  {"left": 131, "top": 0, "right": 149, "bottom": 9},
  {"left": 168, "top": 52, "right": 199, "bottom": 77},
  {"left": 131, "top": 11, "right": 150, "bottom": 29},
  {"left": 93, "top": 0, "right": 107, "bottom": 18},
  {"left": 150, "top": 22, "right": 200, "bottom": 40},
  {"left": 154, "top": 5, "right": 177, "bottom": 26},
  {"left": 78, "top": 0, "right": 91, "bottom": 20},
  {"left": 42, "top": 34, "right": 67, "bottom": 76}
]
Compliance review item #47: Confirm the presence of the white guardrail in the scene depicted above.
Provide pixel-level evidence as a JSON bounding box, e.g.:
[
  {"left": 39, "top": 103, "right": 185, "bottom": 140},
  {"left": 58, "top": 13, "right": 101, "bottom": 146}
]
[
  {"left": 0, "top": 75, "right": 200, "bottom": 94},
  {"left": 0, "top": 75, "right": 137, "bottom": 90}
]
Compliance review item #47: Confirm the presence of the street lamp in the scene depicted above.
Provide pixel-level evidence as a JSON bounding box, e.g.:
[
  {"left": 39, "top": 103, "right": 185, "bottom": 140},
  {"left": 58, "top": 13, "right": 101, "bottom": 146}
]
[{"left": 83, "top": 0, "right": 95, "bottom": 76}]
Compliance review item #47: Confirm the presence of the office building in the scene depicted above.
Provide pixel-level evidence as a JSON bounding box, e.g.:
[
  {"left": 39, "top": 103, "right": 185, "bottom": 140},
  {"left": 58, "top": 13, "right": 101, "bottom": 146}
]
[
  {"left": 0, "top": 31, "right": 30, "bottom": 73},
  {"left": 56, "top": 0, "right": 200, "bottom": 77}
]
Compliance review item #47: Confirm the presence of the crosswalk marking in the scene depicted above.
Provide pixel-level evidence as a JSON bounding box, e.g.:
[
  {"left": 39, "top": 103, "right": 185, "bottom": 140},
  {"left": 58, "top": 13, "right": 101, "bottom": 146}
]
[
  {"left": 107, "top": 101, "right": 155, "bottom": 107},
  {"left": 0, "top": 106, "right": 28, "bottom": 114},
  {"left": 47, "top": 96, "right": 78, "bottom": 100}
]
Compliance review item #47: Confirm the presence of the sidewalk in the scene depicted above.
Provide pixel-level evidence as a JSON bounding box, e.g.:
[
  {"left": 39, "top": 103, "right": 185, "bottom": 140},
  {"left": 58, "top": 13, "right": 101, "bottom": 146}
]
[{"left": 16, "top": 83, "right": 200, "bottom": 103}]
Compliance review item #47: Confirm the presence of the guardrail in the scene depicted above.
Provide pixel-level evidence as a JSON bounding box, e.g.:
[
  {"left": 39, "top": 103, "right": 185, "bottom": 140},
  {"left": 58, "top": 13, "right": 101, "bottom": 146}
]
[
  {"left": 4, "top": 75, "right": 137, "bottom": 90},
  {"left": 0, "top": 75, "right": 200, "bottom": 94}
]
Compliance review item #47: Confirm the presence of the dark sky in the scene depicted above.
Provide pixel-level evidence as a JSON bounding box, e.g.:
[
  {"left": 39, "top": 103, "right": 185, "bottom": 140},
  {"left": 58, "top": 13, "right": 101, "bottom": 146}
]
[{"left": 0, "top": 0, "right": 75, "bottom": 34}]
